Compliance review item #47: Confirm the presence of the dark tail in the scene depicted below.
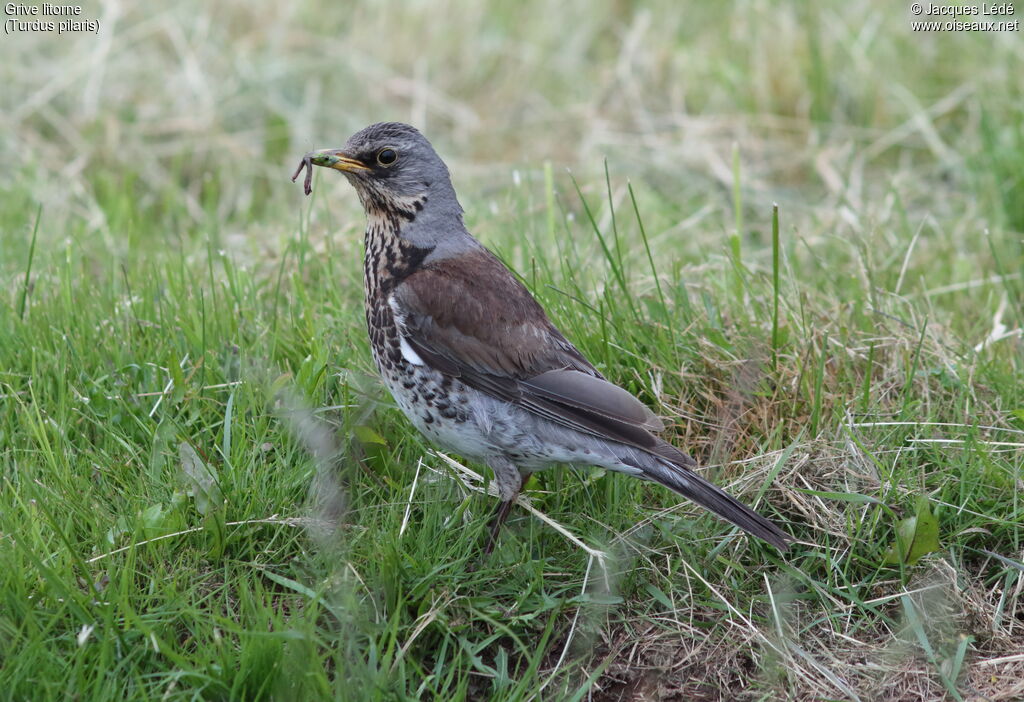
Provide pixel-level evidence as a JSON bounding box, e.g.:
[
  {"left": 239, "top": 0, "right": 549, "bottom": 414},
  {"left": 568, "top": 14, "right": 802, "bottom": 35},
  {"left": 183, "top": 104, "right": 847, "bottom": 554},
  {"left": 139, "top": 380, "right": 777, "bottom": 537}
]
[{"left": 641, "top": 446, "right": 791, "bottom": 551}]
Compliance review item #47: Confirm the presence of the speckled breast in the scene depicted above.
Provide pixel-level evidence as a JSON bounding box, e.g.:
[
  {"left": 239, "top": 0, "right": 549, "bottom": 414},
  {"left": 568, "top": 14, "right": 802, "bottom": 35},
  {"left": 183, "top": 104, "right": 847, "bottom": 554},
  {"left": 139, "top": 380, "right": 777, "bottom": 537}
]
[{"left": 362, "top": 232, "right": 474, "bottom": 454}]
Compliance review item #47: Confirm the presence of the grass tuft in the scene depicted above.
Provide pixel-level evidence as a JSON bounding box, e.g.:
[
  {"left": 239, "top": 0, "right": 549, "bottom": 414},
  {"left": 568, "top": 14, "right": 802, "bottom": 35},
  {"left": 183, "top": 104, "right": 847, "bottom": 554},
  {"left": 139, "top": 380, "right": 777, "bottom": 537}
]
[{"left": 2, "top": 1, "right": 1023, "bottom": 699}]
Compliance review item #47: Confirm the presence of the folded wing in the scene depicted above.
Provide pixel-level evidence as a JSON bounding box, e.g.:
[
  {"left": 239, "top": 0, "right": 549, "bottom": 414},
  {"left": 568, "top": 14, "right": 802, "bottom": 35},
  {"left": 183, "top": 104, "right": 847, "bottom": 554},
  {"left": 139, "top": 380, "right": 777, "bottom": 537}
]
[{"left": 392, "top": 249, "right": 669, "bottom": 453}]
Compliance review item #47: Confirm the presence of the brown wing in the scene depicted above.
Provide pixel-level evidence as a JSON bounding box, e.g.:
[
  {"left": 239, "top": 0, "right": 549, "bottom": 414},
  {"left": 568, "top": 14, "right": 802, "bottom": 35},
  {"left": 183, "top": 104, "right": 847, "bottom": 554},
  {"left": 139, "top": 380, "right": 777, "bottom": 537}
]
[{"left": 392, "top": 248, "right": 667, "bottom": 451}]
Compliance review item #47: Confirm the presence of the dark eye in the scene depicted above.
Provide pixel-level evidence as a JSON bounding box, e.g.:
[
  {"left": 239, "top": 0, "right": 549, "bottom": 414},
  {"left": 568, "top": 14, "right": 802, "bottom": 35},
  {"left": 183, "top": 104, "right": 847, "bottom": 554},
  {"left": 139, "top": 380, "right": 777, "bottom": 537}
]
[{"left": 376, "top": 148, "right": 398, "bottom": 166}]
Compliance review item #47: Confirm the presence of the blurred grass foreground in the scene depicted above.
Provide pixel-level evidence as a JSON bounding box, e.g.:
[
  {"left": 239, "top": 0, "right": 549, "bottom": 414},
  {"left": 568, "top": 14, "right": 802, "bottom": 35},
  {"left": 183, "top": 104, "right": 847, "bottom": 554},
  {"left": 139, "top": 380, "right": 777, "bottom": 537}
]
[{"left": 2, "top": 1, "right": 1023, "bottom": 700}]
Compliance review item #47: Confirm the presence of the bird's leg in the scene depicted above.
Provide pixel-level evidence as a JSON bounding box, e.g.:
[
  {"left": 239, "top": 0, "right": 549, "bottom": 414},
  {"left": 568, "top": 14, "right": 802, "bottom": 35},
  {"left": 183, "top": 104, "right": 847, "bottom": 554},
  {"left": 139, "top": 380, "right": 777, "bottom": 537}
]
[
  {"left": 483, "top": 457, "right": 524, "bottom": 555},
  {"left": 484, "top": 499, "right": 515, "bottom": 555}
]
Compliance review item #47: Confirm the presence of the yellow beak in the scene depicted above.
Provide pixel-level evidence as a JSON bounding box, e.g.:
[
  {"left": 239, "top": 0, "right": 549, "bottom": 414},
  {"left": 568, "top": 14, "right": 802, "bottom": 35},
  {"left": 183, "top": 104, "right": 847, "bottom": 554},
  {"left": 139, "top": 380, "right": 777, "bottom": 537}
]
[{"left": 307, "top": 149, "right": 371, "bottom": 172}]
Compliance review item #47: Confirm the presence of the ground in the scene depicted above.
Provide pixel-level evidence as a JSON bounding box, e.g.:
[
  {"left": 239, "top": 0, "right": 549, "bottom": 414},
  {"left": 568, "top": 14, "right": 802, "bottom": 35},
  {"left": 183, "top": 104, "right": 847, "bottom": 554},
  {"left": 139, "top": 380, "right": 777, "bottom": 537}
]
[{"left": 1, "top": 1, "right": 1022, "bottom": 700}]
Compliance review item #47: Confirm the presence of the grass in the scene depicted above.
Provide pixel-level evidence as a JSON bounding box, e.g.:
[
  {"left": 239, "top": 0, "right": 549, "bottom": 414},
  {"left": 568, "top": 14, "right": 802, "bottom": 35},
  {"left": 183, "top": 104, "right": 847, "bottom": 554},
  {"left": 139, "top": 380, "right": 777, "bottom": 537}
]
[{"left": 2, "top": 1, "right": 1024, "bottom": 700}]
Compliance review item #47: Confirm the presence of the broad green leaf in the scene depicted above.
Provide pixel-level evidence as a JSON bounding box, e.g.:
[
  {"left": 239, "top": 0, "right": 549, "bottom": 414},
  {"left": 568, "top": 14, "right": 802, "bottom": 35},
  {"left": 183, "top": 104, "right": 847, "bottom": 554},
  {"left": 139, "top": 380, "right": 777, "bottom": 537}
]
[
  {"left": 885, "top": 498, "right": 941, "bottom": 565},
  {"left": 353, "top": 425, "right": 388, "bottom": 446},
  {"left": 178, "top": 442, "right": 223, "bottom": 516}
]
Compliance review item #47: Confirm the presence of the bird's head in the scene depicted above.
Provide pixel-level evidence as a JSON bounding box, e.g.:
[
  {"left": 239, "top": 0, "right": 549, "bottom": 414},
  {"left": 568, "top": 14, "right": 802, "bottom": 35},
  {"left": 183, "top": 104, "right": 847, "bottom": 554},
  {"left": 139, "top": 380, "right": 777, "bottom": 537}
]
[{"left": 294, "top": 122, "right": 457, "bottom": 215}]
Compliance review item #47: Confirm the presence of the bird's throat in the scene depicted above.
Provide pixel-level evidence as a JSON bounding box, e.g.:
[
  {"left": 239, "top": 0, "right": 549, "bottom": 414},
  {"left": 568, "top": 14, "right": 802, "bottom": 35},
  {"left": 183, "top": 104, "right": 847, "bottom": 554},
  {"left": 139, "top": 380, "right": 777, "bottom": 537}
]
[{"left": 362, "top": 215, "right": 434, "bottom": 301}]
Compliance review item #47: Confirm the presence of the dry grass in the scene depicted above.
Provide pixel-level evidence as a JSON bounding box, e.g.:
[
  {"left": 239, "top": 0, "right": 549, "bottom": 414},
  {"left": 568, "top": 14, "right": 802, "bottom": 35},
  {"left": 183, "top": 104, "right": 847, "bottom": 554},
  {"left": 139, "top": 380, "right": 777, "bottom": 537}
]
[{"left": 2, "top": 1, "right": 1023, "bottom": 700}]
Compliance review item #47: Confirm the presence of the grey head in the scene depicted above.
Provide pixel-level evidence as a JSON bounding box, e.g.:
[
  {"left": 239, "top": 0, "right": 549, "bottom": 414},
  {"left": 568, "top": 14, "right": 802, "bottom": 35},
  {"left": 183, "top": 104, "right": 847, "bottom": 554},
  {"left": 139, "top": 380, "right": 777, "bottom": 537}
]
[{"left": 294, "top": 122, "right": 476, "bottom": 257}]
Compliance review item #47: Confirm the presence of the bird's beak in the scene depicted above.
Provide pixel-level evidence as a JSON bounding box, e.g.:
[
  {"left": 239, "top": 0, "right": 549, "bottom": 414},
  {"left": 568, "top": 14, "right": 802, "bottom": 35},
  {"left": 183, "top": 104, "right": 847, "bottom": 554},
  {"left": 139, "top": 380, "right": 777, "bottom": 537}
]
[
  {"left": 307, "top": 149, "right": 371, "bottom": 173},
  {"left": 292, "top": 148, "right": 371, "bottom": 195}
]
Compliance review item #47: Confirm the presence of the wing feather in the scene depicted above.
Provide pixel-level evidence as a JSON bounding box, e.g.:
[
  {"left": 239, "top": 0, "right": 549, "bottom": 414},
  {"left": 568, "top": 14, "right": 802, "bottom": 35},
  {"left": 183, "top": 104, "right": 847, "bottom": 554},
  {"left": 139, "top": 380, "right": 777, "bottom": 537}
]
[
  {"left": 393, "top": 249, "right": 671, "bottom": 454},
  {"left": 392, "top": 249, "right": 791, "bottom": 550}
]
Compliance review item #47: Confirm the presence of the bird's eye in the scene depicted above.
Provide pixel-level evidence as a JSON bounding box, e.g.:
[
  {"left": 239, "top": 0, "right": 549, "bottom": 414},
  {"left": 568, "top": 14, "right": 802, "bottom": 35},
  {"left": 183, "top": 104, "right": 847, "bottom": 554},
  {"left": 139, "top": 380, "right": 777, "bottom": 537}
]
[{"left": 376, "top": 148, "right": 398, "bottom": 166}]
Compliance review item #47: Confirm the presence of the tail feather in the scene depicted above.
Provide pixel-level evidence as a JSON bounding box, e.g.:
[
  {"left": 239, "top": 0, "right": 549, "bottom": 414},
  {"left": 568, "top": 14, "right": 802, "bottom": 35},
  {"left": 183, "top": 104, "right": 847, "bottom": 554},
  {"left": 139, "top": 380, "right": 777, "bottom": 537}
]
[{"left": 642, "top": 451, "right": 790, "bottom": 551}]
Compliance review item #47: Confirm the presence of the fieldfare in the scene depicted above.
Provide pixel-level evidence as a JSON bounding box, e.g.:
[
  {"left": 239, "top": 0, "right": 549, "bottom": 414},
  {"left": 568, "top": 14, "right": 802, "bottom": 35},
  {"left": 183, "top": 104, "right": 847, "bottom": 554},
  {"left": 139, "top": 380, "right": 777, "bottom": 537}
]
[{"left": 293, "top": 122, "right": 790, "bottom": 553}]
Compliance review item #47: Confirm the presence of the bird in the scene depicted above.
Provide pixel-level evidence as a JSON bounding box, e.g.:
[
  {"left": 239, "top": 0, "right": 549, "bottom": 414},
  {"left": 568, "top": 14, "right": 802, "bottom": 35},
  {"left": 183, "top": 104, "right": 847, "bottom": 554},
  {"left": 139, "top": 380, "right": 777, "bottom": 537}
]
[{"left": 292, "top": 122, "right": 790, "bottom": 554}]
